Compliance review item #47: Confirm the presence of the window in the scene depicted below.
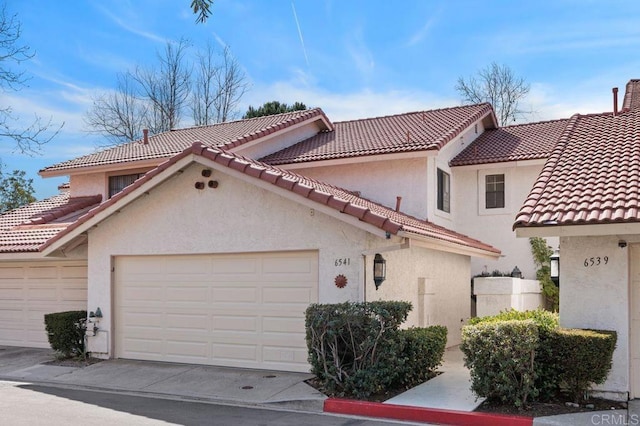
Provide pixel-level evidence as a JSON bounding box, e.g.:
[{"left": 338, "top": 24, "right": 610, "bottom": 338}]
[
  {"left": 437, "top": 168, "right": 450, "bottom": 213},
  {"left": 109, "top": 173, "right": 144, "bottom": 198},
  {"left": 485, "top": 174, "right": 505, "bottom": 209}
]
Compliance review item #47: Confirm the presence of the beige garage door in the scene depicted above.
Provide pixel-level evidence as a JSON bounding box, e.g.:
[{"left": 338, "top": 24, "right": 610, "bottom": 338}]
[
  {"left": 115, "top": 251, "right": 318, "bottom": 372},
  {"left": 0, "top": 261, "right": 88, "bottom": 348}
]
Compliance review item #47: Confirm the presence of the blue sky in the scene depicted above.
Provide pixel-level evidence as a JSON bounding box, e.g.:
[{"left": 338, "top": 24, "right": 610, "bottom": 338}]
[{"left": 3, "top": 0, "right": 640, "bottom": 199}]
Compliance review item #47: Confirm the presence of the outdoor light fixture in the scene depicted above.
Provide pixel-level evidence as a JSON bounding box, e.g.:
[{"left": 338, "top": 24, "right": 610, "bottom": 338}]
[
  {"left": 373, "top": 253, "right": 386, "bottom": 290},
  {"left": 550, "top": 250, "right": 560, "bottom": 286}
]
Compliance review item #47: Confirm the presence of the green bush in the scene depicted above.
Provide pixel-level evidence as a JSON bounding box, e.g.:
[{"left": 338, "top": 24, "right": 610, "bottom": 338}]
[
  {"left": 395, "top": 326, "right": 447, "bottom": 389},
  {"left": 553, "top": 328, "right": 617, "bottom": 402},
  {"left": 461, "top": 319, "right": 539, "bottom": 408},
  {"left": 44, "top": 310, "right": 87, "bottom": 358},
  {"left": 469, "top": 309, "right": 560, "bottom": 399},
  {"left": 465, "top": 309, "right": 617, "bottom": 406}
]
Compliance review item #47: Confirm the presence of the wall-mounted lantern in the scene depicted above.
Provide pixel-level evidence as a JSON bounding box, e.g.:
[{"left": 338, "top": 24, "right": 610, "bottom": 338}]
[
  {"left": 373, "top": 253, "right": 386, "bottom": 290},
  {"left": 550, "top": 250, "right": 560, "bottom": 286}
]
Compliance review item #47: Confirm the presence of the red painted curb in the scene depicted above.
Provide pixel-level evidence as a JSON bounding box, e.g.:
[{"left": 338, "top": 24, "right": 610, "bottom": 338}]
[{"left": 324, "top": 398, "right": 534, "bottom": 426}]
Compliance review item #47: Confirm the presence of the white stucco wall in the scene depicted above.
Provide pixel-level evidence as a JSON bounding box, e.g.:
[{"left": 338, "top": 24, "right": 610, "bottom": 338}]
[
  {"left": 366, "top": 246, "right": 471, "bottom": 346},
  {"left": 560, "top": 235, "right": 629, "bottom": 398},
  {"left": 70, "top": 172, "right": 106, "bottom": 198},
  {"left": 453, "top": 163, "right": 558, "bottom": 279},
  {"left": 84, "top": 162, "right": 402, "bottom": 355},
  {"left": 473, "top": 277, "right": 544, "bottom": 317},
  {"left": 293, "top": 157, "right": 430, "bottom": 220},
  {"left": 83, "top": 161, "right": 476, "bottom": 357}
]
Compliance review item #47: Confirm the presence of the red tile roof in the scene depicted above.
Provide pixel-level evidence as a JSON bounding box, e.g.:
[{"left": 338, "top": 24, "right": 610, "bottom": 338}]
[
  {"left": 42, "top": 142, "right": 500, "bottom": 257},
  {"left": 450, "top": 119, "right": 569, "bottom": 166},
  {"left": 514, "top": 108, "right": 640, "bottom": 229},
  {"left": 260, "top": 104, "right": 496, "bottom": 165},
  {"left": 0, "top": 193, "right": 102, "bottom": 253},
  {"left": 40, "top": 109, "right": 332, "bottom": 174},
  {"left": 622, "top": 79, "right": 640, "bottom": 112}
]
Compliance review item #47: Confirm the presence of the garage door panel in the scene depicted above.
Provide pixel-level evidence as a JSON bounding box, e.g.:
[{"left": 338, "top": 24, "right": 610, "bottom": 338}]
[
  {"left": 0, "top": 268, "right": 24, "bottom": 279},
  {"left": 263, "top": 287, "right": 312, "bottom": 303},
  {"left": 263, "top": 317, "right": 304, "bottom": 333},
  {"left": 213, "top": 316, "right": 257, "bottom": 331},
  {"left": 213, "top": 343, "right": 257, "bottom": 361},
  {"left": 212, "top": 287, "right": 258, "bottom": 303},
  {"left": 0, "top": 287, "right": 22, "bottom": 300},
  {"left": 116, "top": 252, "right": 317, "bottom": 371},
  {"left": 26, "top": 266, "right": 59, "bottom": 280},
  {"left": 0, "top": 261, "right": 88, "bottom": 348}
]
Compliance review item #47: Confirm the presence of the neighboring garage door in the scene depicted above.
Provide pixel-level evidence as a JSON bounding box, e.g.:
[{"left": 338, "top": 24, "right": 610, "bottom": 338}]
[
  {"left": 115, "top": 251, "right": 318, "bottom": 372},
  {"left": 0, "top": 261, "right": 88, "bottom": 348}
]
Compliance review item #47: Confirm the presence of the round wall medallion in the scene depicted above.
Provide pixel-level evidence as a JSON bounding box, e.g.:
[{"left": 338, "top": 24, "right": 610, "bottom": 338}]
[{"left": 334, "top": 274, "right": 348, "bottom": 288}]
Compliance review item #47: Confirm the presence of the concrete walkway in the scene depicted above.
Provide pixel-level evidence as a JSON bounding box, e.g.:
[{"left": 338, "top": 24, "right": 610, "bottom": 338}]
[{"left": 385, "top": 345, "right": 484, "bottom": 411}]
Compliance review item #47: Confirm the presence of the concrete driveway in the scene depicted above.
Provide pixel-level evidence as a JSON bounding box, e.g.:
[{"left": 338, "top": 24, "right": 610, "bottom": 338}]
[{"left": 0, "top": 346, "right": 326, "bottom": 412}]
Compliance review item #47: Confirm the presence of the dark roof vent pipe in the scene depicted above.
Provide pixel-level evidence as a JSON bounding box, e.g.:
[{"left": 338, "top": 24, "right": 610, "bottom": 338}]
[
  {"left": 613, "top": 87, "right": 619, "bottom": 117},
  {"left": 143, "top": 128, "right": 149, "bottom": 144},
  {"left": 395, "top": 196, "right": 402, "bottom": 212}
]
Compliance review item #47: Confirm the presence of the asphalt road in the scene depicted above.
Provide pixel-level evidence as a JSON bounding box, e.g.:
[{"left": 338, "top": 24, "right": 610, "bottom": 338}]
[{"left": 0, "top": 381, "right": 417, "bottom": 426}]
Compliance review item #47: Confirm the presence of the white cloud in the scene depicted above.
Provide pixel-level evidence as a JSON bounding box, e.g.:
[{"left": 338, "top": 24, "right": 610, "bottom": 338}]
[
  {"left": 244, "top": 81, "right": 457, "bottom": 121},
  {"left": 407, "top": 16, "right": 438, "bottom": 47}
]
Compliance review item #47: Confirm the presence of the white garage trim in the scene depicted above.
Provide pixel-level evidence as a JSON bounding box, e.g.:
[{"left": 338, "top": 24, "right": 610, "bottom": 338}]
[
  {"left": 0, "top": 260, "right": 88, "bottom": 348},
  {"left": 114, "top": 251, "right": 318, "bottom": 372}
]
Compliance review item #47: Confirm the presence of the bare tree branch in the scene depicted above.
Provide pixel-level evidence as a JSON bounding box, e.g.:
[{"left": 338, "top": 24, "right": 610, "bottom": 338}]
[
  {"left": 456, "top": 62, "right": 531, "bottom": 126},
  {"left": 0, "top": 3, "right": 62, "bottom": 154},
  {"left": 212, "top": 46, "right": 248, "bottom": 123},
  {"left": 131, "top": 38, "right": 192, "bottom": 133},
  {"left": 84, "top": 73, "right": 149, "bottom": 145}
]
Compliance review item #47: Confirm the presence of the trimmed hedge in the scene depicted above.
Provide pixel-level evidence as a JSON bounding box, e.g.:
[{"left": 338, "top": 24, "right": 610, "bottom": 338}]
[
  {"left": 461, "top": 319, "right": 539, "bottom": 407},
  {"left": 305, "top": 301, "right": 446, "bottom": 399},
  {"left": 469, "top": 309, "right": 560, "bottom": 399},
  {"left": 396, "top": 326, "right": 447, "bottom": 389},
  {"left": 462, "top": 309, "right": 617, "bottom": 406},
  {"left": 44, "top": 310, "right": 87, "bottom": 358},
  {"left": 553, "top": 328, "right": 617, "bottom": 401}
]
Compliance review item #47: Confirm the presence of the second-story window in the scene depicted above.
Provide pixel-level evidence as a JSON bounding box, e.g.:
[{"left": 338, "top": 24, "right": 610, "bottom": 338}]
[
  {"left": 109, "top": 173, "right": 144, "bottom": 198},
  {"left": 485, "top": 174, "right": 505, "bottom": 209},
  {"left": 437, "top": 168, "right": 450, "bottom": 213}
]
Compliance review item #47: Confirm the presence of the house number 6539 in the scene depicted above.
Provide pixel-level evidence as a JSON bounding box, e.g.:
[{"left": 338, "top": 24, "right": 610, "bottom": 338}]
[{"left": 583, "top": 257, "right": 608, "bottom": 267}]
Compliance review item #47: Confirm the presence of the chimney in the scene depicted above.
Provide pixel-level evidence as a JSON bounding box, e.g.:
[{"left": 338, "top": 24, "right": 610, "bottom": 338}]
[
  {"left": 143, "top": 128, "right": 149, "bottom": 144},
  {"left": 613, "top": 87, "right": 619, "bottom": 116},
  {"left": 395, "top": 196, "right": 402, "bottom": 212}
]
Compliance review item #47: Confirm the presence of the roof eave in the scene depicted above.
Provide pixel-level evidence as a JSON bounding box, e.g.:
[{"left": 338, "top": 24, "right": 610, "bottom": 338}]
[
  {"left": 515, "top": 221, "right": 640, "bottom": 238},
  {"left": 398, "top": 230, "right": 501, "bottom": 260},
  {"left": 39, "top": 157, "right": 166, "bottom": 178}
]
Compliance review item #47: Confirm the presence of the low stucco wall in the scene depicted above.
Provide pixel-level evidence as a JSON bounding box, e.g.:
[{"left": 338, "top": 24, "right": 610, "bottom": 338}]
[
  {"left": 560, "top": 235, "right": 629, "bottom": 399},
  {"left": 473, "top": 277, "right": 544, "bottom": 317},
  {"left": 367, "top": 246, "right": 471, "bottom": 347}
]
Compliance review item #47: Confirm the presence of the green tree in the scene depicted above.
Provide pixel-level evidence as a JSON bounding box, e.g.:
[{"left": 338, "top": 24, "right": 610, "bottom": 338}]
[
  {"left": 0, "top": 168, "right": 35, "bottom": 213},
  {"left": 243, "top": 101, "right": 307, "bottom": 119},
  {"left": 191, "top": 0, "right": 213, "bottom": 23},
  {"left": 529, "top": 237, "right": 558, "bottom": 311}
]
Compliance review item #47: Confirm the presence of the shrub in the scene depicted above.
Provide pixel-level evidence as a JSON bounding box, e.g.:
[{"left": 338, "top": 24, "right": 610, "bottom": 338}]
[
  {"left": 461, "top": 319, "right": 539, "bottom": 408},
  {"left": 553, "top": 328, "right": 617, "bottom": 402},
  {"left": 469, "top": 309, "right": 560, "bottom": 400},
  {"left": 395, "top": 326, "right": 447, "bottom": 389},
  {"left": 44, "top": 310, "right": 87, "bottom": 358},
  {"left": 305, "top": 301, "right": 411, "bottom": 399}
]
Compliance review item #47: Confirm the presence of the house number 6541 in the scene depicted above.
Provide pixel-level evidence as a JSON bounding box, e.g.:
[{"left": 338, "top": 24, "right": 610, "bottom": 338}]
[
  {"left": 583, "top": 257, "right": 608, "bottom": 267},
  {"left": 335, "top": 258, "right": 351, "bottom": 267}
]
